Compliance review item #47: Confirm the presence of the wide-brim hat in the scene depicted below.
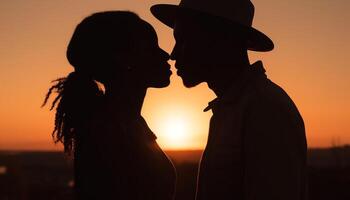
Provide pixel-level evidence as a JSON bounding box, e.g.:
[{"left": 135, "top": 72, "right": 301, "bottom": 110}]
[{"left": 151, "top": 0, "right": 274, "bottom": 52}]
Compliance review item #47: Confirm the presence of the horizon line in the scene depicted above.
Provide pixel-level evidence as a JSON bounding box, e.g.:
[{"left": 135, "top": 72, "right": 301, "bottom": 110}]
[{"left": 1, "top": 145, "right": 350, "bottom": 153}]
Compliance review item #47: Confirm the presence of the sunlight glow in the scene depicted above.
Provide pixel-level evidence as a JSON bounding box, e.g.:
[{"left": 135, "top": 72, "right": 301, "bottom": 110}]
[
  {"left": 164, "top": 118, "right": 187, "bottom": 143},
  {"left": 157, "top": 115, "right": 193, "bottom": 150}
]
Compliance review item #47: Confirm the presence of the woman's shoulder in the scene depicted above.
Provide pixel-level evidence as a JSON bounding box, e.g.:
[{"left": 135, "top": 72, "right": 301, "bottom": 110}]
[
  {"left": 129, "top": 116, "right": 157, "bottom": 142},
  {"left": 87, "top": 100, "right": 157, "bottom": 145}
]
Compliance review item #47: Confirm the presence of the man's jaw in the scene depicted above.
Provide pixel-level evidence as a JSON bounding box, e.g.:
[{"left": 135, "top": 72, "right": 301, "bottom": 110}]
[{"left": 180, "top": 76, "right": 204, "bottom": 88}]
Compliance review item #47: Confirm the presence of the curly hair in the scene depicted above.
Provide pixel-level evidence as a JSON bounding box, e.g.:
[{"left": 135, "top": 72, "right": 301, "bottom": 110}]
[{"left": 42, "top": 72, "right": 103, "bottom": 154}]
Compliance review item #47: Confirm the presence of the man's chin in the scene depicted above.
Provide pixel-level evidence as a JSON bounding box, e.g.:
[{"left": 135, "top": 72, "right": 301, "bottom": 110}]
[{"left": 182, "top": 78, "right": 203, "bottom": 88}]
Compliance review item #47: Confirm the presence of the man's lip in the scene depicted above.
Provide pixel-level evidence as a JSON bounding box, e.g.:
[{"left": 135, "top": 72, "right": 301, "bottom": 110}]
[
  {"left": 176, "top": 69, "right": 183, "bottom": 76},
  {"left": 174, "top": 62, "right": 182, "bottom": 69}
]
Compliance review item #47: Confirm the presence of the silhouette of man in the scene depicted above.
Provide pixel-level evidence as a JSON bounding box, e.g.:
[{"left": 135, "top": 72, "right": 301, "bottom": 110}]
[{"left": 152, "top": 0, "right": 307, "bottom": 199}]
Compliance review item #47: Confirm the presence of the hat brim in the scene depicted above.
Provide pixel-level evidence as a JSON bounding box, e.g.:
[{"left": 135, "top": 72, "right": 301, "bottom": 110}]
[{"left": 151, "top": 4, "right": 274, "bottom": 52}]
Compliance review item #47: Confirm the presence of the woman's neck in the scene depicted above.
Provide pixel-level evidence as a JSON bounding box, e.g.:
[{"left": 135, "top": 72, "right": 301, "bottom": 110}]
[{"left": 104, "top": 82, "right": 147, "bottom": 118}]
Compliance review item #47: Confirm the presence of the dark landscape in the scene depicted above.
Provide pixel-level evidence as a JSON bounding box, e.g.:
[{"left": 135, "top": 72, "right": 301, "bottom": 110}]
[{"left": 0, "top": 146, "right": 350, "bottom": 200}]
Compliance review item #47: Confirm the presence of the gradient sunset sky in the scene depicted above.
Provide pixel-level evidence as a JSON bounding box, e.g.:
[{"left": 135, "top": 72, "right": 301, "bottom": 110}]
[{"left": 0, "top": 0, "right": 349, "bottom": 150}]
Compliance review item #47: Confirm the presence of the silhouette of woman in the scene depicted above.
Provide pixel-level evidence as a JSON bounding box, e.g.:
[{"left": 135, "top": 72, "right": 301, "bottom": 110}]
[{"left": 43, "top": 11, "right": 176, "bottom": 199}]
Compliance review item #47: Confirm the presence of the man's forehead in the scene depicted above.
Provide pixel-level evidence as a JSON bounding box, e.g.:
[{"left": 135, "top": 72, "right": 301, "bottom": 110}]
[{"left": 173, "top": 14, "right": 203, "bottom": 36}]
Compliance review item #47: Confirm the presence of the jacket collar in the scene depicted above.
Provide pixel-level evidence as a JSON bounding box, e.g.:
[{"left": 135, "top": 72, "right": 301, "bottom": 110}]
[{"left": 204, "top": 61, "right": 266, "bottom": 113}]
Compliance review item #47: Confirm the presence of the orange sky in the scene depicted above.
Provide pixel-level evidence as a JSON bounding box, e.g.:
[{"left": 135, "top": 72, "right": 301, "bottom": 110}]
[{"left": 0, "top": 0, "right": 349, "bottom": 151}]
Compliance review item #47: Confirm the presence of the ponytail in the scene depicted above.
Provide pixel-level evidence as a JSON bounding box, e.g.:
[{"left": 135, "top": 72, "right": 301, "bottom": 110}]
[{"left": 43, "top": 71, "right": 103, "bottom": 154}]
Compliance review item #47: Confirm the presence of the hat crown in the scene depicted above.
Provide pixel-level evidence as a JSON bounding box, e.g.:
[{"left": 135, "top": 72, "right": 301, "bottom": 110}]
[
  {"left": 179, "top": 0, "right": 254, "bottom": 26},
  {"left": 150, "top": 0, "right": 274, "bottom": 51}
]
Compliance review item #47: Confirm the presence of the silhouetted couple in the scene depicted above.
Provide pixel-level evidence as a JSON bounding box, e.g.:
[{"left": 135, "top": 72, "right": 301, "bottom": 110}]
[{"left": 44, "top": 0, "right": 307, "bottom": 199}]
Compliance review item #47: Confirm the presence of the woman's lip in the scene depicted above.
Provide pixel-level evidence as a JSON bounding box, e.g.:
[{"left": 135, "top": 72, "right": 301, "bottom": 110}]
[{"left": 164, "top": 63, "right": 171, "bottom": 69}]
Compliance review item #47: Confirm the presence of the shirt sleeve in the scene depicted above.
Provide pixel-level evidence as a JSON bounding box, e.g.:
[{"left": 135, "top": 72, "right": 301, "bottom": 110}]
[{"left": 243, "top": 96, "right": 307, "bottom": 200}]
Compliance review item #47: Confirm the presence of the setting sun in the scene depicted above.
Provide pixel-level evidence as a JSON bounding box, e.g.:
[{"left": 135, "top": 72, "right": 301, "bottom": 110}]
[
  {"left": 162, "top": 117, "right": 188, "bottom": 145},
  {"left": 156, "top": 112, "right": 193, "bottom": 150}
]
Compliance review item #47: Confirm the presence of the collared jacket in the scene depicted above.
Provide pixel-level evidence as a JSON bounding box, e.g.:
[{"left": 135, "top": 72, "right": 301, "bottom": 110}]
[{"left": 196, "top": 61, "right": 307, "bottom": 200}]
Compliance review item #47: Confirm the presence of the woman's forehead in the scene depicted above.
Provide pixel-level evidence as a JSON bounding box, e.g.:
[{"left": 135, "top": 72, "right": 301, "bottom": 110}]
[
  {"left": 128, "top": 20, "right": 158, "bottom": 50},
  {"left": 140, "top": 20, "right": 158, "bottom": 41}
]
